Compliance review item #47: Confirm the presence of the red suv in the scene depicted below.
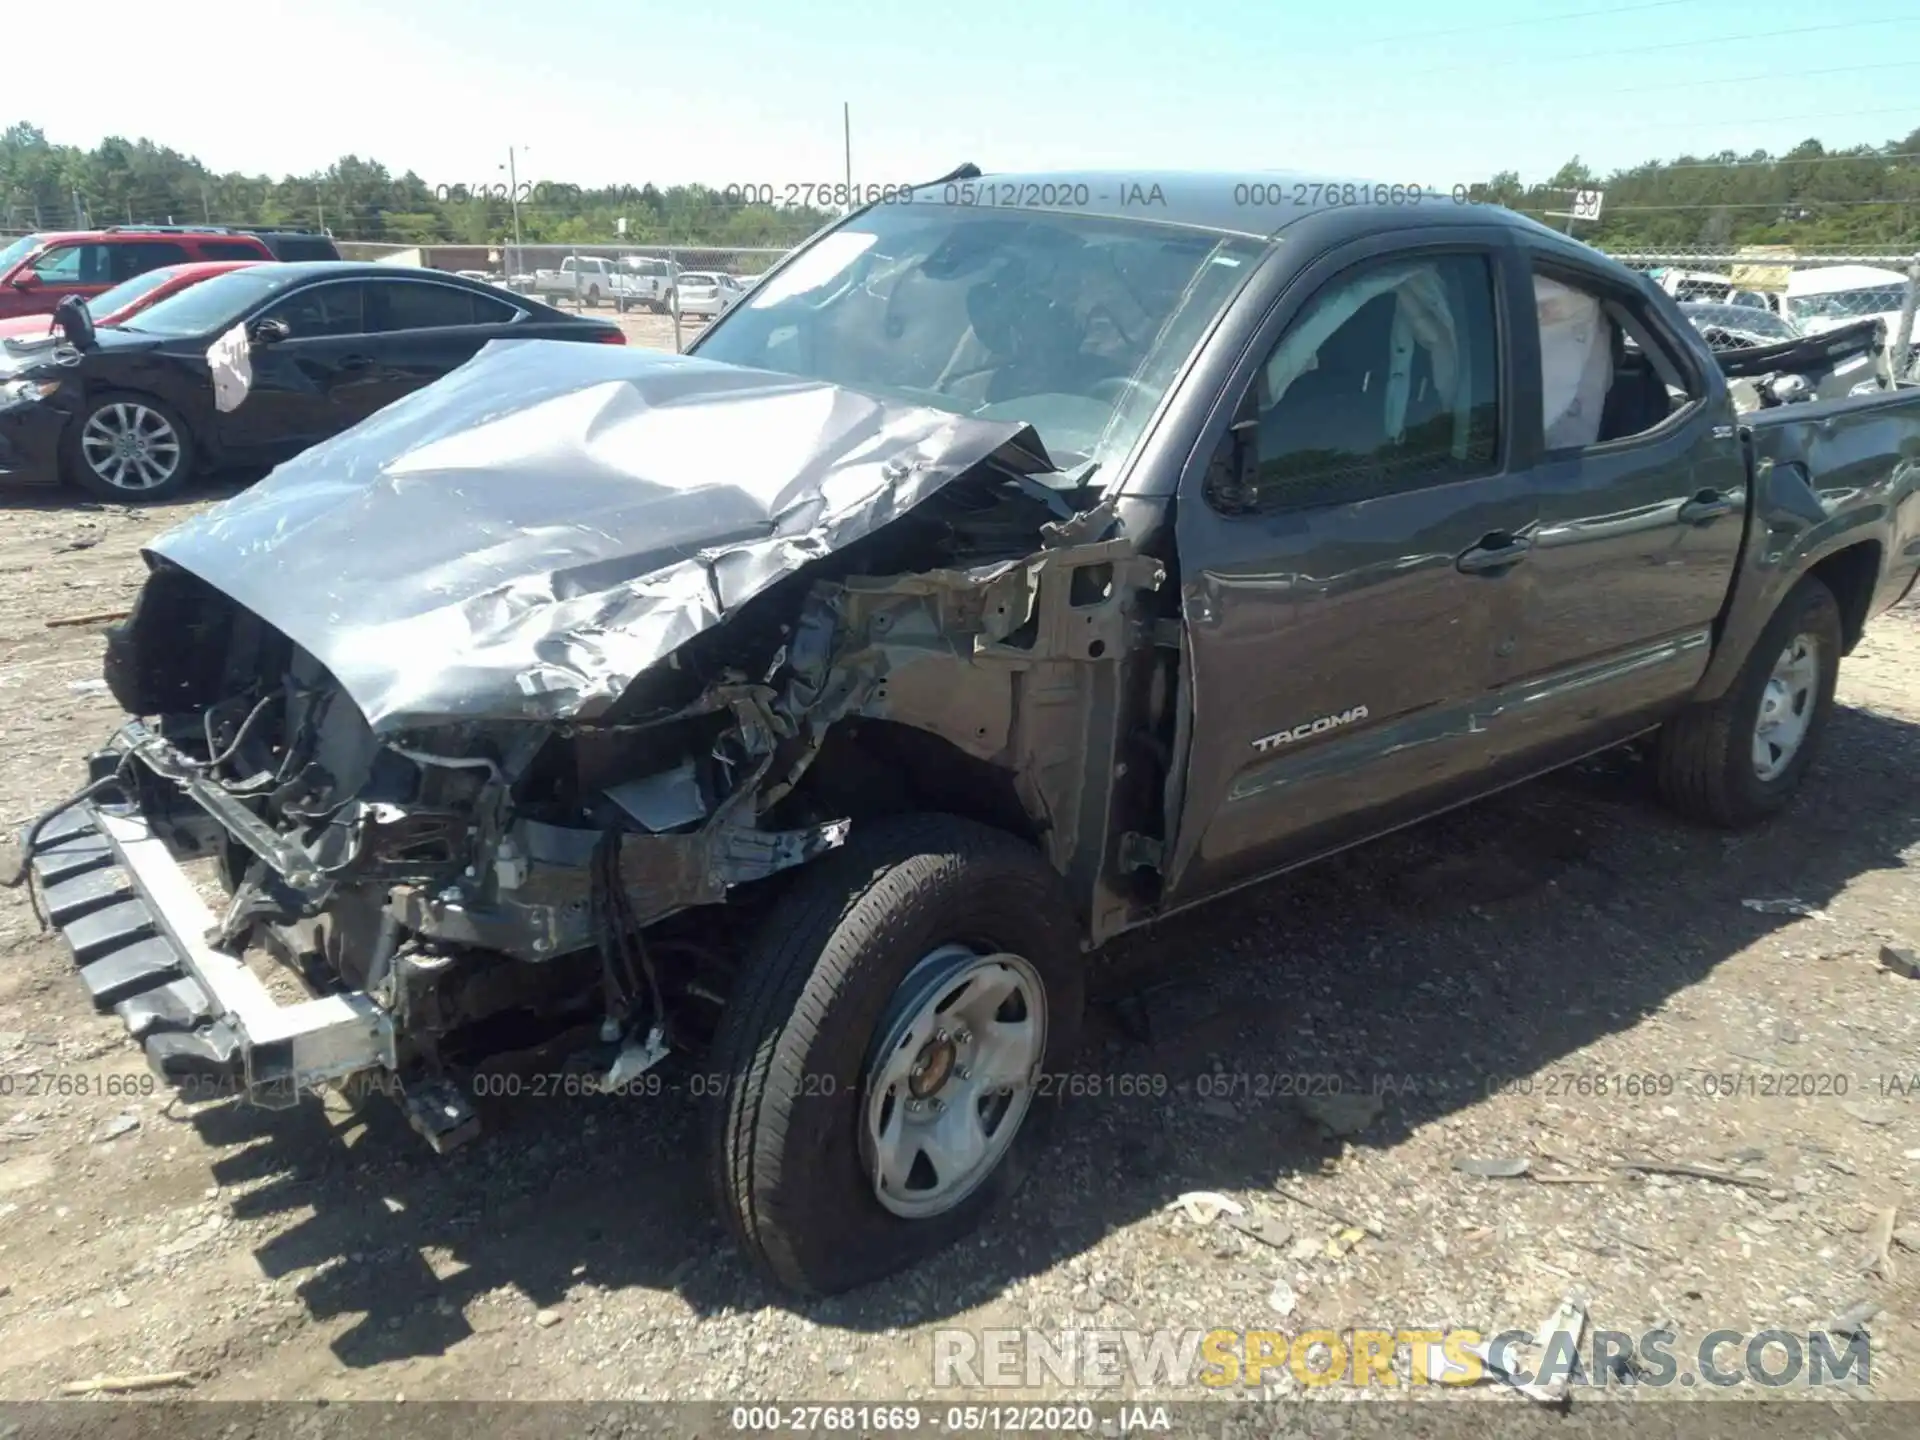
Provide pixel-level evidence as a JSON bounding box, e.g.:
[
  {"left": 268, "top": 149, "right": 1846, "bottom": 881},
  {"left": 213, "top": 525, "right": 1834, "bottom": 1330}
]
[{"left": 0, "top": 228, "right": 276, "bottom": 321}]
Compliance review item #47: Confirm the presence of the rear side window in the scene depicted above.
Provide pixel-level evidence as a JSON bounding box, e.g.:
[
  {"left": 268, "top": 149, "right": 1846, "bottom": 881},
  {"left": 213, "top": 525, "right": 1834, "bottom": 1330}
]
[
  {"left": 1213, "top": 251, "right": 1502, "bottom": 514},
  {"left": 109, "top": 241, "right": 191, "bottom": 282},
  {"left": 368, "top": 282, "right": 516, "bottom": 330},
  {"left": 1531, "top": 268, "right": 1702, "bottom": 451},
  {"left": 199, "top": 241, "right": 267, "bottom": 261},
  {"left": 469, "top": 291, "right": 519, "bottom": 325}
]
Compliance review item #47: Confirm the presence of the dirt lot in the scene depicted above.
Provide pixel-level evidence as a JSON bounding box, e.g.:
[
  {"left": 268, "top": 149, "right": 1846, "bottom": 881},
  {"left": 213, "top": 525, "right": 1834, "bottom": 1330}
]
[{"left": 0, "top": 350, "right": 1915, "bottom": 1408}]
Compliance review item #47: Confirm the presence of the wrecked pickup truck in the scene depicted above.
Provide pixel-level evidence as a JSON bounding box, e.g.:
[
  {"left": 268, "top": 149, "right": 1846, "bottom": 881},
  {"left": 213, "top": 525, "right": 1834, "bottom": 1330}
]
[
  {"left": 15, "top": 172, "right": 1920, "bottom": 1297},
  {"left": 1678, "top": 304, "right": 1897, "bottom": 410}
]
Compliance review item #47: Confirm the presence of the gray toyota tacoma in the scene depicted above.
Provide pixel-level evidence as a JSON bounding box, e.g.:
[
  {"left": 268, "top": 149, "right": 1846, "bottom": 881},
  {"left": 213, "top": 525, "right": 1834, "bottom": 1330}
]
[{"left": 15, "top": 170, "right": 1920, "bottom": 1297}]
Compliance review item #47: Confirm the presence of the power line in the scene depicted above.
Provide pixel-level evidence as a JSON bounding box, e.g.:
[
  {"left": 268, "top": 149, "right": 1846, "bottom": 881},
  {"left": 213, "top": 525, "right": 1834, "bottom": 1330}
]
[
  {"left": 1613, "top": 58, "right": 1920, "bottom": 94},
  {"left": 1599, "top": 103, "right": 1920, "bottom": 136},
  {"left": 1637, "top": 150, "right": 1920, "bottom": 172},
  {"left": 1351, "top": 0, "right": 1720, "bottom": 46}
]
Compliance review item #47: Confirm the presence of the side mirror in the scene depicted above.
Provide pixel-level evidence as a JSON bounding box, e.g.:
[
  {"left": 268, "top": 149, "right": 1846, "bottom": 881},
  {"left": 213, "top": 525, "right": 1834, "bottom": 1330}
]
[
  {"left": 248, "top": 317, "right": 291, "bottom": 346},
  {"left": 10, "top": 272, "right": 39, "bottom": 290},
  {"left": 1206, "top": 387, "right": 1263, "bottom": 512}
]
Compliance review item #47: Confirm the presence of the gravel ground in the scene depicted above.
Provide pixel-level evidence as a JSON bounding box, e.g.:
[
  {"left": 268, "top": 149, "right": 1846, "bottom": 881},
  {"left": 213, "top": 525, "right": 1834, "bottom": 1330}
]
[{"left": 0, "top": 344, "right": 1914, "bottom": 1410}]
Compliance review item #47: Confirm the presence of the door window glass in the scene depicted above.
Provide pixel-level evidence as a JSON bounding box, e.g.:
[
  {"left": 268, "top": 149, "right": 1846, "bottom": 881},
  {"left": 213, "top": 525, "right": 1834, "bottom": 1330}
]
[
  {"left": 1212, "top": 252, "right": 1501, "bottom": 513},
  {"left": 259, "top": 282, "right": 366, "bottom": 338},
  {"left": 29, "top": 244, "right": 112, "bottom": 285},
  {"left": 367, "top": 282, "right": 480, "bottom": 331},
  {"left": 108, "top": 241, "right": 191, "bottom": 282},
  {"left": 1533, "top": 271, "right": 1700, "bottom": 450}
]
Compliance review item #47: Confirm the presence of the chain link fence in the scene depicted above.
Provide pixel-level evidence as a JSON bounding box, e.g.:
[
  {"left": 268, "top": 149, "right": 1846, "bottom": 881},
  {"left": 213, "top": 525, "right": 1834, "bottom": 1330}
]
[
  {"left": 11, "top": 209, "right": 1916, "bottom": 381},
  {"left": 330, "top": 239, "right": 799, "bottom": 350},
  {"left": 1592, "top": 245, "right": 1920, "bottom": 384}
]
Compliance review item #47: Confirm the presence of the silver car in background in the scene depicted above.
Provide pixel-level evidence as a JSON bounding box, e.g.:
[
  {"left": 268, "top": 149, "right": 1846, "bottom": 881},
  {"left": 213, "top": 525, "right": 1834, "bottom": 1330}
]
[{"left": 675, "top": 271, "right": 745, "bottom": 319}]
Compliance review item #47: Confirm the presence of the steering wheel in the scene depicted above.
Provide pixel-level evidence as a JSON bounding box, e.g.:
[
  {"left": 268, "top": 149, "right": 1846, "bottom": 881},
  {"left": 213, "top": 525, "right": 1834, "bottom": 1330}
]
[{"left": 765, "top": 260, "right": 867, "bottom": 316}]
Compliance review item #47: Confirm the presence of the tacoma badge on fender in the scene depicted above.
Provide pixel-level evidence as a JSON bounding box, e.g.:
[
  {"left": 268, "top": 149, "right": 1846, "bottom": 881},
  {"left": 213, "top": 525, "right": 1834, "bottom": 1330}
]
[{"left": 1252, "top": 705, "right": 1370, "bottom": 752}]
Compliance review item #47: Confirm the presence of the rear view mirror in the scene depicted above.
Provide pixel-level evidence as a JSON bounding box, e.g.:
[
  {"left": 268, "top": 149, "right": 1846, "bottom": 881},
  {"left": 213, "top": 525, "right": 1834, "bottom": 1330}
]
[
  {"left": 10, "top": 272, "right": 38, "bottom": 290},
  {"left": 248, "top": 317, "right": 291, "bottom": 346}
]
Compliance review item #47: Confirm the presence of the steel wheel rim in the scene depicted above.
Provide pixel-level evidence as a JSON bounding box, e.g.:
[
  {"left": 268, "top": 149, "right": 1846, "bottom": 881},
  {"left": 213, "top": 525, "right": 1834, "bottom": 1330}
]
[
  {"left": 80, "top": 403, "right": 181, "bottom": 492},
  {"left": 862, "top": 944, "right": 1047, "bottom": 1220},
  {"left": 1753, "top": 631, "right": 1819, "bottom": 781}
]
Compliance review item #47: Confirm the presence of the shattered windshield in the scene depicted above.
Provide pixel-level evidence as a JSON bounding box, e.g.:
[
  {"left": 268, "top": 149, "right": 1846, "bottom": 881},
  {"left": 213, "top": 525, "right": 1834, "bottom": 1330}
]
[
  {"left": 691, "top": 204, "right": 1264, "bottom": 471},
  {"left": 1682, "top": 303, "right": 1797, "bottom": 342},
  {"left": 1787, "top": 285, "right": 1908, "bottom": 324}
]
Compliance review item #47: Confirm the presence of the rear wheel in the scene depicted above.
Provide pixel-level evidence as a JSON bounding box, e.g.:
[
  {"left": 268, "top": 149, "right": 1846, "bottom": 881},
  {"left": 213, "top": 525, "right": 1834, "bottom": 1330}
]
[
  {"left": 705, "top": 814, "right": 1084, "bottom": 1296},
  {"left": 62, "top": 392, "right": 196, "bottom": 501},
  {"left": 1655, "top": 576, "right": 1842, "bottom": 826}
]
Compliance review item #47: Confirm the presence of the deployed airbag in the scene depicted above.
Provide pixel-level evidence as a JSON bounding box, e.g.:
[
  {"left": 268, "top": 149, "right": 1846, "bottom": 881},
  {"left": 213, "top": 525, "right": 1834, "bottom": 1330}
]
[
  {"left": 142, "top": 340, "right": 1046, "bottom": 734},
  {"left": 1535, "top": 276, "right": 1613, "bottom": 450}
]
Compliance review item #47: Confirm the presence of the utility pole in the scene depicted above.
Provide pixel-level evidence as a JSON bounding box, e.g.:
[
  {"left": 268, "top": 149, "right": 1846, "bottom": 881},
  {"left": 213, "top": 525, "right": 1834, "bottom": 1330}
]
[
  {"left": 843, "top": 102, "right": 852, "bottom": 201},
  {"left": 508, "top": 146, "right": 524, "bottom": 249},
  {"left": 202, "top": 184, "right": 211, "bottom": 223},
  {"left": 505, "top": 145, "right": 526, "bottom": 277}
]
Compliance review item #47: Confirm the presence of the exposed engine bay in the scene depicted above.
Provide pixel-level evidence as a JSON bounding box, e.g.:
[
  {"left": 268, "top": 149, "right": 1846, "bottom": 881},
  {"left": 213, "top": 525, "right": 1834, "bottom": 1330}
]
[{"left": 66, "top": 341, "right": 1173, "bottom": 1146}]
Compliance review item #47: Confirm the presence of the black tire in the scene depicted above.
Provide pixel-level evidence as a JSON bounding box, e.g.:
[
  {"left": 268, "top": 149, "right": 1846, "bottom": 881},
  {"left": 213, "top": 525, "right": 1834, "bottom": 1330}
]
[
  {"left": 62, "top": 390, "right": 197, "bottom": 502},
  {"left": 705, "top": 813, "right": 1085, "bottom": 1296},
  {"left": 586, "top": 285, "right": 601, "bottom": 309},
  {"left": 1655, "top": 575, "right": 1843, "bottom": 827}
]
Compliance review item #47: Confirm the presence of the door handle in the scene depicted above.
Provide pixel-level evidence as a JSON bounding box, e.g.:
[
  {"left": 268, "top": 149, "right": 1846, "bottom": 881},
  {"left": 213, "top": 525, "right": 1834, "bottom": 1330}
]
[
  {"left": 337, "top": 354, "right": 374, "bottom": 372},
  {"left": 1455, "top": 532, "right": 1532, "bottom": 575},
  {"left": 1678, "top": 489, "right": 1736, "bottom": 524}
]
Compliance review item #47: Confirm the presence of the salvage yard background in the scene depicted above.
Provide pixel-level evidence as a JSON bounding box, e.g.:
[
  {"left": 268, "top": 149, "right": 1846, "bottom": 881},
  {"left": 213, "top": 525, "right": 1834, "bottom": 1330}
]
[{"left": 0, "top": 307, "right": 1914, "bottom": 1404}]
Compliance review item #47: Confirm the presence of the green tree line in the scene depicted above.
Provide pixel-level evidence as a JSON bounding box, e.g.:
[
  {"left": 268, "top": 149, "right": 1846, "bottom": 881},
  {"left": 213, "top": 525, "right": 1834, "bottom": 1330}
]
[
  {"left": 1473, "top": 130, "right": 1920, "bottom": 251},
  {"left": 5, "top": 120, "right": 1919, "bottom": 253}
]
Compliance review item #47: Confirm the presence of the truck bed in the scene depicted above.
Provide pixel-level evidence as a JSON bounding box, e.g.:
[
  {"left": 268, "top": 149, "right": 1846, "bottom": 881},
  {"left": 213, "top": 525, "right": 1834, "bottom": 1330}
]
[{"left": 1695, "top": 382, "right": 1920, "bottom": 705}]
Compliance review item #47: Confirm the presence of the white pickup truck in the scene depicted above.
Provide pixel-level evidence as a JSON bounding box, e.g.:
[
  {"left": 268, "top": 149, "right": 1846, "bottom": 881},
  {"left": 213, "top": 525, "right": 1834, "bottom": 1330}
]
[
  {"left": 618, "top": 256, "right": 678, "bottom": 314},
  {"left": 529, "top": 256, "right": 638, "bottom": 310}
]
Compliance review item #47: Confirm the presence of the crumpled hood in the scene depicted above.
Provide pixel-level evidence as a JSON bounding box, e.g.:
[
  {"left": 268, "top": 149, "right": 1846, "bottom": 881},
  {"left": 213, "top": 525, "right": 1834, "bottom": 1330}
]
[{"left": 145, "top": 338, "right": 1047, "bottom": 734}]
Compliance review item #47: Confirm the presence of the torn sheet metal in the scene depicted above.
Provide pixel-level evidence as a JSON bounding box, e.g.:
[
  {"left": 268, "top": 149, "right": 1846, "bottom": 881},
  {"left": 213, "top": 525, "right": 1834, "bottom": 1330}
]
[
  {"left": 143, "top": 340, "right": 1049, "bottom": 734},
  {"left": 1714, "top": 316, "right": 1891, "bottom": 410},
  {"left": 207, "top": 322, "right": 253, "bottom": 412}
]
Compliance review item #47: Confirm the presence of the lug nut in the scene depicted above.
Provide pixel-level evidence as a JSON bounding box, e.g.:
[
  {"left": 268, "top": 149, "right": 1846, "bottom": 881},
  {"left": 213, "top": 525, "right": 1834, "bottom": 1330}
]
[{"left": 956, "top": 1066, "right": 971, "bottom": 1080}]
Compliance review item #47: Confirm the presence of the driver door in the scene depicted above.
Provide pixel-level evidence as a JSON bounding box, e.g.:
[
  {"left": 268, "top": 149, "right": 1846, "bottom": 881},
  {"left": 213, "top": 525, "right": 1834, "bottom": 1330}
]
[
  {"left": 215, "top": 280, "right": 378, "bottom": 462},
  {"left": 1163, "top": 233, "right": 1538, "bottom": 905}
]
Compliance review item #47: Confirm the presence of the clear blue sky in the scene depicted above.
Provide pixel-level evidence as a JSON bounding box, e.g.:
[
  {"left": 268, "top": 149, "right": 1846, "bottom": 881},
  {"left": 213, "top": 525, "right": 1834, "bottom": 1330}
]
[{"left": 16, "top": 0, "right": 1918, "bottom": 196}]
